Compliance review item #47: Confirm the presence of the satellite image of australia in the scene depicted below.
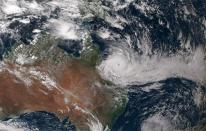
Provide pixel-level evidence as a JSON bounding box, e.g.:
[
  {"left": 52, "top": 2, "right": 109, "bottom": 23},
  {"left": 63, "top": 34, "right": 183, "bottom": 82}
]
[{"left": 0, "top": 0, "right": 206, "bottom": 131}]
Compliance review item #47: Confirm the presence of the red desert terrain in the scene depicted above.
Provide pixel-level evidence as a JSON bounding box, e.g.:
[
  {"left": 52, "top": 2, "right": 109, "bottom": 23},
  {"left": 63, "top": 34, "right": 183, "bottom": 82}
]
[{"left": 0, "top": 59, "right": 115, "bottom": 129}]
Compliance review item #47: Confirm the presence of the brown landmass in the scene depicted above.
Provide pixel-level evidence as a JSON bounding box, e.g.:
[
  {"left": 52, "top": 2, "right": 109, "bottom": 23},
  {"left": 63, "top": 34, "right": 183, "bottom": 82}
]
[{"left": 0, "top": 60, "right": 116, "bottom": 130}]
